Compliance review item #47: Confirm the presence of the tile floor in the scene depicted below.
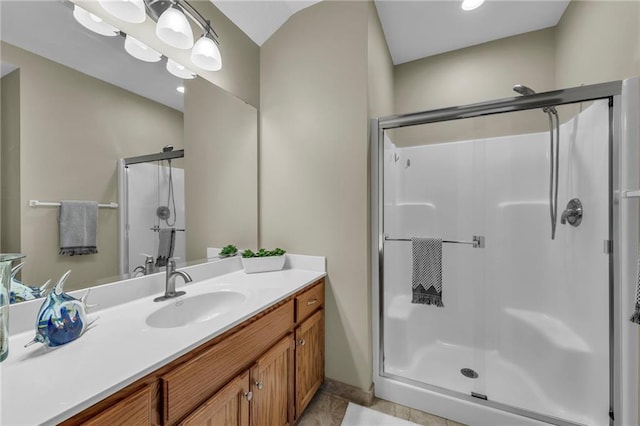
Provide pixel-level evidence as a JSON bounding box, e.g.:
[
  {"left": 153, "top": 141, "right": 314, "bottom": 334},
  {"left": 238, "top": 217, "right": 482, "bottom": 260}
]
[{"left": 297, "top": 391, "right": 467, "bottom": 426}]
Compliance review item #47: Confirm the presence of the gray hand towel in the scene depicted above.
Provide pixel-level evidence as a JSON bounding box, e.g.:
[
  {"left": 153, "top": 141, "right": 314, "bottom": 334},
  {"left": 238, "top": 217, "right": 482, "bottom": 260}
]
[
  {"left": 155, "top": 228, "right": 176, "bottom": 267},
  {"left": 59, "top": 201, "right": 98, "bottom": 256},
  {"left": 411, "top": 237, "right": 444, "bottom": 307},
  {"left": 630, "top": 254, "right": 640, "bottom": 324}
]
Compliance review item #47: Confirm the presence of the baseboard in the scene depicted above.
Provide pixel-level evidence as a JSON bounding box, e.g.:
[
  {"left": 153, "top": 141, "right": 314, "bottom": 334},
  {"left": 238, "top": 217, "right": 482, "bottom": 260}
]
[{"left": 321, "top": 378, "right": 374, "bottom": 406}]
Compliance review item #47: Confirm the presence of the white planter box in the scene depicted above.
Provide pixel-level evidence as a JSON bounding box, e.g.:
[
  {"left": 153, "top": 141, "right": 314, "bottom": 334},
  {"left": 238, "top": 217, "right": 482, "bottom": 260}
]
[{"left": 241, "top": 255, "right": 286, "bottom": 274}]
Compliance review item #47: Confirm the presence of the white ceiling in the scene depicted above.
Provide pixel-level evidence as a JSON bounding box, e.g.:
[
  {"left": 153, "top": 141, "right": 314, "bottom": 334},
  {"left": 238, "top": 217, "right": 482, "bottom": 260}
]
[
  {"left": 211, "top": 0, "right": 569, "bottom": 64},
  {"left": 376, "top": 0, "right": 570, "bottom": 64},
  {"left": 0, "top": 0, "right": 570, "bottom": 111},
  {"left": 212, "top": 0, "right": 321, "bottom": 46}
]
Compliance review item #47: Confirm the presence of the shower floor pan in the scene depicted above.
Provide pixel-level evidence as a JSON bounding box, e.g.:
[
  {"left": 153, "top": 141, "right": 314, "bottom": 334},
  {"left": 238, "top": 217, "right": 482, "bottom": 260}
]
[{"left": 384, "top": 341, "right": 602, "bottom": 425}]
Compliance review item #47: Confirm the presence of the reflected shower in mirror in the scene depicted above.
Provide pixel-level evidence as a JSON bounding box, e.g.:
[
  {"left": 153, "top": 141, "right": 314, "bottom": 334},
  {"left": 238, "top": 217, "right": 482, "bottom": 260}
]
[{"left": 119, "top": 148, "right": 187, "bottom": 277}]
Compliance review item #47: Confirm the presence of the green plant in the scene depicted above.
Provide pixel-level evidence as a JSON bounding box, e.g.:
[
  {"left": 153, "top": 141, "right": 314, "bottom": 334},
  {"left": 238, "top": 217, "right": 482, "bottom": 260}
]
[
  {"left": 220, "top": 244, "right": 238, "bottom": 257},
  {"left": 241, "top": 248, "right": 286, "bottom": 258}
]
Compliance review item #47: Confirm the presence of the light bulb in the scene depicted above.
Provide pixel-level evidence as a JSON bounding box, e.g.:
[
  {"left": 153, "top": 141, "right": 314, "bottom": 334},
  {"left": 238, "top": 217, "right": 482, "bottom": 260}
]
[
  {"left": 191, "top": 35, "right": 222, "bottom": 71},
  {"left": 98, "top": 0, "right": 146, "bottom": 23},
  {"left": 156, "top": 6, "right": 194, "bottom": 49},
  {"left": 124, "top": 35, "right": 162, "bottom": 62},
  {"left": 166, "top": 59, "right": 196, "bottom": 79},
  {"left": 73, "top": 5, "right": 119, "bottom": 36}
]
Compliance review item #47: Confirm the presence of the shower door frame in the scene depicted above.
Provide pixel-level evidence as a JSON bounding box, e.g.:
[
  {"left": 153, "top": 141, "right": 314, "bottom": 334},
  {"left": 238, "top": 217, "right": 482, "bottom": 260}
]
[{"left": 371, "top": 79, "right": 639, "bottom": 426}]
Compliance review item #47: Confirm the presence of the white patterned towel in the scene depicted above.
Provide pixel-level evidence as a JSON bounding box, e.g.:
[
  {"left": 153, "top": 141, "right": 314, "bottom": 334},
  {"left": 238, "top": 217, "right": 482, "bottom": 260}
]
[
  {"left": 631, "top": 255, "right": 640, "bottom": 324},
  {"left": 411, "top": 237, "right": 444, "bottom": 307}
]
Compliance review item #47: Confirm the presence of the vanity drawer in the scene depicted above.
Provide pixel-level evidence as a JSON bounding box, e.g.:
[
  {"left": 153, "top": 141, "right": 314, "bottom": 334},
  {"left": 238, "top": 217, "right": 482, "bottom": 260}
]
[
  {"left": 83, "top": 385, "right": 151, "bottom": 426},
  {"left": 295, "top": 280, "right": 324, "bottom": 322},
  {"left": 162, "top": 300, "right": 294, "bottom": 425}
]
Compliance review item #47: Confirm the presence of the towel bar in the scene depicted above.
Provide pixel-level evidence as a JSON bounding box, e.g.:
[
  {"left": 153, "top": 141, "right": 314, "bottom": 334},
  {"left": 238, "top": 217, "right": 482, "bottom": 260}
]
[
  {"left": 29, "top": 200, "right": 118, "bottom": 209},
  {"left": 384, "top": 235, "right": 485, "bottom": 248},
  {"left": 150, "top": 226, "right": 186, "bottom": 232}
]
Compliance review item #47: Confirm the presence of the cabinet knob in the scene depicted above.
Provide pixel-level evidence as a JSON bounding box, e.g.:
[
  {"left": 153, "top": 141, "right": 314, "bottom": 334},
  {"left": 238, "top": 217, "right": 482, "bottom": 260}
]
[
  {"left": 306, "top": 297, "right": 318, "bottom": 306},
  {"left": 298, "top": 339, "right": 306, "bottom": 346},
  {"left": 255, "top": 381, "right": 264, "bottom": 390},
  {"left": 244, "top": 391, "right": 253, "bottom": 401}
]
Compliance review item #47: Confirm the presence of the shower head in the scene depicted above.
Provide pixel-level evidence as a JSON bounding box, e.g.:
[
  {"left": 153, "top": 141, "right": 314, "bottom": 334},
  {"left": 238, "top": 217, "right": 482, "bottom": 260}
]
[
  {"left": 513, "top": 84, "right": 536, "bottom": 96},
  {"left": 513, "top": 84, "right": 557, "bottom": 114}
]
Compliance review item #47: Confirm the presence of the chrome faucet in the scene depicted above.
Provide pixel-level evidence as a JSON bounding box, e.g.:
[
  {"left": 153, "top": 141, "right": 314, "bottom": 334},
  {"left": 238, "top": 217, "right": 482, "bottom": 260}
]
[{"left": 153, "top": 258, "right": 192, "bottom": 302}]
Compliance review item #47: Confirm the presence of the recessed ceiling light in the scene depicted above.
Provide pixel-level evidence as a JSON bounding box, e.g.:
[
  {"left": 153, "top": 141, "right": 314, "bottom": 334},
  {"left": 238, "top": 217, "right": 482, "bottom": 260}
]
[
  {"left": 461, "top": 0, "right": 485, "bottom": 11},
  {"left": 176, "top": 86, "right": 185, "bottom": 94}
]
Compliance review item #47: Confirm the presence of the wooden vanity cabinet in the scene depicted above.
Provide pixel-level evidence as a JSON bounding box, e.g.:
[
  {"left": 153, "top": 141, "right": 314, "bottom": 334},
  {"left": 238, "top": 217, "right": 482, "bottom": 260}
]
[
  {"left": 295, "top": 309, "right": 324, "bottom": 418},
  {"left": 63, "top": 278, "right": 325, "bottom": 426},
  {"left": 250, "top": 335, "right": 295, "bottom": 426},
  {"left": 178, "top": 371, "right": 250, "bottom": 426}
]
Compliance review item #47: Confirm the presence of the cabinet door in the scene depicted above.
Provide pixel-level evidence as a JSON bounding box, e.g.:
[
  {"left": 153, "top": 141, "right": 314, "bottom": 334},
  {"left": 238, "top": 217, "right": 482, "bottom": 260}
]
[
  {"left": 179, "top": 371, "right": 250, "bottom": 426},
  {"left": 295, "top": 309, "right": 324, "bottom": 418},
  {"left": 250, "top": 335, "right": 294, "bottom": 426}
]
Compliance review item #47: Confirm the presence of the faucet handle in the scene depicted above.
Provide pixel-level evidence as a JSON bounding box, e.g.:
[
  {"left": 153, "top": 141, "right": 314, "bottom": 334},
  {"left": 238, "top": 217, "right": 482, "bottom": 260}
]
[{"left": 140, "top": 253, "right": 154, "bottom": 263}]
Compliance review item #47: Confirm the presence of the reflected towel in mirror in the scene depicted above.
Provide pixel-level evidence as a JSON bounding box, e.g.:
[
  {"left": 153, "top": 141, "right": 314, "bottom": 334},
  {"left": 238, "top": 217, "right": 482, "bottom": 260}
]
[
  {"left": 58, "top": 200, "right": 98, "bottom": 256},
  {"left": 156, "top": 228, "right": 176, "bottom": 267}
]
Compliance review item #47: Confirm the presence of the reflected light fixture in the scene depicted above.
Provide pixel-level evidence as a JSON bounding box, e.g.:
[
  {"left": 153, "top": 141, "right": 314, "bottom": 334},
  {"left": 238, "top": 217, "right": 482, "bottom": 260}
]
[
  {"left": 156, "top": 5, "right": 194, "bottom": 49},
  {"left": 191, "top": 33, "right": 222, "bottom": 71},
  {"left": 461, "top": 0, "right": 485, "bottom": 11},
  {"left": 124, "top": 35, "right": 162, "bottom": 62},
  {"left": 166, "top": 59, "right": 196, "bottom": 79},
  {"left": 72, "top": 5, "right": 119, "bottom": 36},
  {"left": 98, "top": 0, "right": 146, "bottom": 23}
]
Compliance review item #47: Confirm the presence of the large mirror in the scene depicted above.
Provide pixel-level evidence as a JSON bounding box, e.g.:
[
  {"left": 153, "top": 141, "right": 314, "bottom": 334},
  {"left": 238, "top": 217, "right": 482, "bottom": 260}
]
[{"left": 0, "top": 0, "right": 258, "bottom": 300}]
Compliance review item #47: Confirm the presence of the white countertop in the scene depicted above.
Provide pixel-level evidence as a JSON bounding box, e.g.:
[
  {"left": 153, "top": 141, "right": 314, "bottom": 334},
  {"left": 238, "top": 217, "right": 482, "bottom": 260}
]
[{"left": 0, "top": 255, "right": 326, "bottom": 426}]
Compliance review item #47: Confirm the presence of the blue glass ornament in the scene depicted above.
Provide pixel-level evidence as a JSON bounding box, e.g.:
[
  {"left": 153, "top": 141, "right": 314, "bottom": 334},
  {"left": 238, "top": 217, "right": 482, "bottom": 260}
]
[{"left": 25, "top": 270, "right": 97, "bottom": 348}]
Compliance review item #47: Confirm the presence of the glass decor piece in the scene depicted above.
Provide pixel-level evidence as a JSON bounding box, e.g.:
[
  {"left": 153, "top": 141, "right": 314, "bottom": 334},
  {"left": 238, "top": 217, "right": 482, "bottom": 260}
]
[
  {"left": 1, "top": 253, "right": 26, "bottom": 362},
  {"left": 25, "top": 270, "right": 97, "bottom": 348},
  {"left": 9, "top": 263, "right": 47, "bottom": 304}
]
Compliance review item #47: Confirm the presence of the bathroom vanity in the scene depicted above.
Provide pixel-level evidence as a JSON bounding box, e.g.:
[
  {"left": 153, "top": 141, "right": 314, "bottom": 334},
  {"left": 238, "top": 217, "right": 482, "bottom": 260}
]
[{"left": 1, "top": 255, "right": 326, "bottom": 425}]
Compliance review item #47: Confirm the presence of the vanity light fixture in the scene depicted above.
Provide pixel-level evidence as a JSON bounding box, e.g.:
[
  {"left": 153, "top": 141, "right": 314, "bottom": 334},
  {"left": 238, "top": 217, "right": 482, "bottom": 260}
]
[
  {"left": 461, "top": 0, "right": 485, "bottom": 11},
  {"left": 98, "top": 0, "right": 146, "bottom": 23},
  {"left": 156, "top": 4, "right": 194, "bottom": 49},
  {"left": 176, "top": 86, "right": 185, "bottom": 93},
  {"left": 72, "top": 0, "right": 223, "bottom": 75},
  {"left": 72, "top": 5, "right": 119, "bottom": 36},
  {"left": 191, "top": 31, "right": 222, "bottom": 71},
  {"left": 166, "top": 58, "right": 196, "bottom": 79},
  {"left": 124, "top": 35, "right": 162, "bottom": 62}
]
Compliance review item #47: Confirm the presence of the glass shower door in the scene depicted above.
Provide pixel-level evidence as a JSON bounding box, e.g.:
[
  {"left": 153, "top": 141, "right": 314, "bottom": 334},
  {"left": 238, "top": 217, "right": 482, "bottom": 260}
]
[
  {"left": 482, "top": 100, "right": 611, "bottom": 425},
  {"left": 381, "top": 127, "right": 488, "bottom": 399}
]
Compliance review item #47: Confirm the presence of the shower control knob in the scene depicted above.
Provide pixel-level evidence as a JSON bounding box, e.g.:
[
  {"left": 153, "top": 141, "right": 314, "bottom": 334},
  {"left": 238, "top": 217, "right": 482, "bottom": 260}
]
[{"left": 560, "top": 198, "right": 583, "bottom": 227}]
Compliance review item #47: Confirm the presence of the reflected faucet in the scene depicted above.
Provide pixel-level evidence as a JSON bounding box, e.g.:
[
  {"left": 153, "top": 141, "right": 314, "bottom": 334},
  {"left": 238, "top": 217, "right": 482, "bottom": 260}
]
[
  {"left": 153, "top": 258, "right": 192, "bottom": 302},
  {"left": 133, "top": 254, "right": 155, "bottom": 277}
]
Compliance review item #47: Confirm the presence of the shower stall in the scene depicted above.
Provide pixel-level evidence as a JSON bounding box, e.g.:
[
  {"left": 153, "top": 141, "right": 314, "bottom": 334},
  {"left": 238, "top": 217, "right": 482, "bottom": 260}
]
[
  {"left": 117, "top": 148, "right": 186, "bottom": 276},
  {"left": 371, "top": 79, "right": 639, "bottom": 426}
]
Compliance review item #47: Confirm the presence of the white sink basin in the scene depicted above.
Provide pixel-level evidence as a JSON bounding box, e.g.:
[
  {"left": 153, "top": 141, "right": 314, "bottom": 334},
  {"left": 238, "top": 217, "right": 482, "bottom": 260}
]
[{"left": 146, "top": 290, "right": 247, "bottom": 329}]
